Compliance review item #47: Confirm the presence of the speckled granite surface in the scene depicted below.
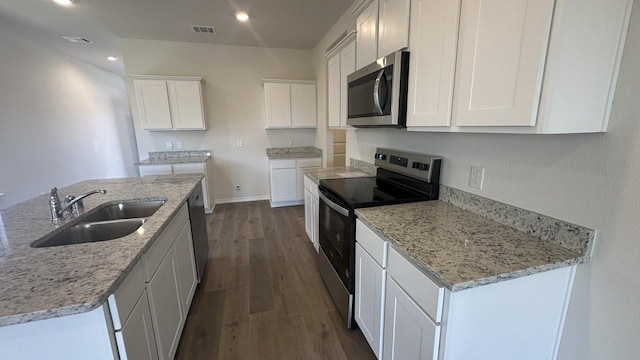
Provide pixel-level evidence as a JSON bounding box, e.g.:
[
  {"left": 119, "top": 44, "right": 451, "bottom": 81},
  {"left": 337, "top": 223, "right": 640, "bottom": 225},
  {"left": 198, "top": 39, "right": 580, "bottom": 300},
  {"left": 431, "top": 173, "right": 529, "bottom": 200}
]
[
  {"left": 356, "top": 201, "right": 588, "bottom": 292},
  {"left": 0, "top": 175, "right": 202, "bottom": 327},
  {"left": 136, "top": 150, "right": 211, "bottom": 165},
  {"left": 350, "top": 158, "right": 377, "bottom": 175},
  {"left": 266, "top": 146, "right": 322, "bottom": 159},
  {"left": 303, "top": 167, "right": 373, "bottom": 184},
  {"left": 439, "top": 185, "right": 595, "bottom": 257}
]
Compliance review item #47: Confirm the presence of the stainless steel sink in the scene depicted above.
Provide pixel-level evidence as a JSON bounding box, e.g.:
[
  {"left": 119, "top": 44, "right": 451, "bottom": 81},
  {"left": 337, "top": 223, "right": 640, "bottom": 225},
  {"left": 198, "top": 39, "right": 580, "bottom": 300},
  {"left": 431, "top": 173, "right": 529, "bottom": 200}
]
[
  {"left": 32, "top": 219, "right": 146, "bottom": 248},
  {"left": 82, "top": 200, "right": 166, "bottom": 222}
]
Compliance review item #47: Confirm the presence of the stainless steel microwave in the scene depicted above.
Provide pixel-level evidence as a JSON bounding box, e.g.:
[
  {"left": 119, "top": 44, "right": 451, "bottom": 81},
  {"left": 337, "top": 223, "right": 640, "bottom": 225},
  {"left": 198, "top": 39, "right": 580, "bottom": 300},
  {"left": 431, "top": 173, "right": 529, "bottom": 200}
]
[{"left": 346, "top": 51, "right": 409, "bottom": 128}]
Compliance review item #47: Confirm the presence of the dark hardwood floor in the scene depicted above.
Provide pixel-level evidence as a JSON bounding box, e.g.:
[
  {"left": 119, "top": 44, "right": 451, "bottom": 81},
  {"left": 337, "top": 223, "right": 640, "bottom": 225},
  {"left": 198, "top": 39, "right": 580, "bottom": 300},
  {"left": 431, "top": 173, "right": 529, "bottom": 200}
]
[{"left": 175, "top": 201, "right": 376, "bottom": 360}]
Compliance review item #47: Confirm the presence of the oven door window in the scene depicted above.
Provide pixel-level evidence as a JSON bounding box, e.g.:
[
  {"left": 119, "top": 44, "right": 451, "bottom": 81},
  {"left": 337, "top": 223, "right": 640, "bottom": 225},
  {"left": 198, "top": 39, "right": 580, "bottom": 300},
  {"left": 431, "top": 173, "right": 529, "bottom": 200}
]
[
  {"left": 318, "top": 195, "right": 352, "bottom": 287},
  {"left": 348, "top": 65, "right": 393, "bottom": 119}
]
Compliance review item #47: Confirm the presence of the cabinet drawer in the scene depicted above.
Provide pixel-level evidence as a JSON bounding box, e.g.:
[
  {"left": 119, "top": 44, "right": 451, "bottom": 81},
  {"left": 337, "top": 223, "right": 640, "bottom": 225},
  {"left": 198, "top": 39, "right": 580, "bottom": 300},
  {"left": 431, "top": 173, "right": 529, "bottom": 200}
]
[
  {"left": 356, "top": 220, "right": 388, "bottom": 267},
  {"left": 144, "top": 203, "right": 189, "bottom": 281},
  {"left": 303, "top": 175, "right": 318, "bottom": 198},
  {"left": 139, "top": 165, "right": 172, "bottom": 176},
  {"left": 108, "top": 258, "right": 147, "bottom": 330},
  {"left": 388, "top": 246, "right": 444, "bottom": 322},
  {"left": 297, "top": 158, "right": 322, "bottom": 168},
  {"left": 172, "top": 163, "right": 205, "bottom": 174},
  {"left": 270, "top": 159, "right": 296, "bottom": 169}
]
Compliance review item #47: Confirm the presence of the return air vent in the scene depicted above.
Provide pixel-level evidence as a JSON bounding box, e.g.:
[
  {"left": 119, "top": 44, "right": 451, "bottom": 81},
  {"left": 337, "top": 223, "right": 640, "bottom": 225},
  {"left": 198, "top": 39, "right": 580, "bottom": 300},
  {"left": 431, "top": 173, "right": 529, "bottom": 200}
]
[
  {"left": 62, "top": 36, "right": 93, "bottom": 43},
  {"left": 191, "top": 25, "right": 216, "bottom": 34}
]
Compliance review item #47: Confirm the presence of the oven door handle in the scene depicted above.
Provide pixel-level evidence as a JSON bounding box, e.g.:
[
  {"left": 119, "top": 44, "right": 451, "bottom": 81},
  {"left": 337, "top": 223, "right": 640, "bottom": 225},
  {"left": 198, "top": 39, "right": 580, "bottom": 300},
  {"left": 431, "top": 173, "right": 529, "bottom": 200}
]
[
  {"left": 319, "top": 192, "right": 350, "bottom": 217},
  {"left": 373, "top": 69, "right": 385, "bottom": 115}
]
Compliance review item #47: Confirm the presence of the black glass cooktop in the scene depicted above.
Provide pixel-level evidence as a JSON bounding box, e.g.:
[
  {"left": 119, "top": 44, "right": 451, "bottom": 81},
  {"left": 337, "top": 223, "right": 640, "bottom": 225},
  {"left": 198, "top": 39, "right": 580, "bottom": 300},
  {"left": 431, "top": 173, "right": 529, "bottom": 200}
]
[{"left": 319, "top": 175, "right": 434, "bottom": 209}]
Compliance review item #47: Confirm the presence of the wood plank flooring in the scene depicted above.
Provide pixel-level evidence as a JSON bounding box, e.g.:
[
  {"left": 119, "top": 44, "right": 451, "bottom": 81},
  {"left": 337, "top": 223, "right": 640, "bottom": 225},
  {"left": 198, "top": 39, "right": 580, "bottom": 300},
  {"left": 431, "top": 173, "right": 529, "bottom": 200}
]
[{"left": 175, "top": 201, "right": 376, "bottom": 360}]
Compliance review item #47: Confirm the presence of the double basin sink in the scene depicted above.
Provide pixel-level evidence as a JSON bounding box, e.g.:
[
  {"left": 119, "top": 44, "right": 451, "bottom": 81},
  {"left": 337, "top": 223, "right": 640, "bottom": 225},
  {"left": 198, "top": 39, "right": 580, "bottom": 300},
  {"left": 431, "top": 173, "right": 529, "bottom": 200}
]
[{"left": 32, "top": 200, "right": 166, "bottom": 248}]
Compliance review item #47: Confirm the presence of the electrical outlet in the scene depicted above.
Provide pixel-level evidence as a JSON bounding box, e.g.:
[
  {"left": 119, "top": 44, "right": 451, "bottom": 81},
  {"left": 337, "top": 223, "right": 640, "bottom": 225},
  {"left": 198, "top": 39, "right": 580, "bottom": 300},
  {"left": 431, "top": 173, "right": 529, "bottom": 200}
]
[
  {"left": 237, "top": 139, "right": 243, "bottom": 148},
  {"left": 469, "top": 166, "right": 485, "bottom": 190},
  {"left": 235, "top": 185, "right": 241, "bottom": 191},
  {"left": 176, "top": 141, "right": 183, "bottom": 149},
  {"left": 165, "top": 141, "right": 173, "bottom": 150}
]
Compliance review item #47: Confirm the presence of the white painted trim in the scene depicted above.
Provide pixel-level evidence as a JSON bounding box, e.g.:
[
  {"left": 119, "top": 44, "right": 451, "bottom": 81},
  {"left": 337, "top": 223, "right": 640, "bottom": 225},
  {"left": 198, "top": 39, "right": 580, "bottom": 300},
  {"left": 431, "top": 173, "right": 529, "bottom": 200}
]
[
  {"left": 215, "top": 195, "right": 270, "bottom": 204},
  {"left": 325, "top": 30, "right": 358, "bottom": 58},
  {"left": 352, "top": 0, "right": 375, "bottom": 16},
  {"left": 129, "top": 75, "right": 204, "bottom": 82},
  {"left": 260, "top": 79, "right": 317, "bottom": 86}
]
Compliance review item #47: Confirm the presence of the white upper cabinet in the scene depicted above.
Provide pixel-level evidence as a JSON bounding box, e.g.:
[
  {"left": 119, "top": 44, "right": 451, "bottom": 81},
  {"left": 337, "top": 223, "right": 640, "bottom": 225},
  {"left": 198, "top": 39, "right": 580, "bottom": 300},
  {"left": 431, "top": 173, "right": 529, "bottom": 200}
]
[
  {"left": 132, "top": 76, "right": 206, "bottom": 131},
  {"left": 406, "top": 0, "right": 632, "bottom": 133},
  {"left": 263, "top": 80, "right": 317, "bottom": 129},
  {"left": 326, "top": 32, "right": 356, "bottom": 129},
  {"left": 406, "top": 0, "right": 461, "bottom": 127},
  {"left": 453, "top": 0, "right": 554, "bottom": 127},
  {"left": 355, "top": 0, "right": 379, "bottom": 69},
  {"left": 377, "top": 0, "right": 411, "bottom": 57}
]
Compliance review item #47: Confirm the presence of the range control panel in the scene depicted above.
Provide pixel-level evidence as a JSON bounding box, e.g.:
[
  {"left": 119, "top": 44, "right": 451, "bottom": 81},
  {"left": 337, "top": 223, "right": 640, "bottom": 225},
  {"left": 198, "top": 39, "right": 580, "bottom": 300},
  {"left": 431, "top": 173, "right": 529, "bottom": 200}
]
[{"left": 374, "top": 148, "right": 442, "bottom": 183}]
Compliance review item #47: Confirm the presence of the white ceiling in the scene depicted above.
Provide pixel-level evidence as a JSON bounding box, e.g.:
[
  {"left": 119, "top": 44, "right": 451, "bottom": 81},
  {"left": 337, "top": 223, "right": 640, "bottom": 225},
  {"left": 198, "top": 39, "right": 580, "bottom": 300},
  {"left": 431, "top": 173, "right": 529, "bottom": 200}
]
[{"left": 0, "top": 0, "right": 353, "bottom": 75}]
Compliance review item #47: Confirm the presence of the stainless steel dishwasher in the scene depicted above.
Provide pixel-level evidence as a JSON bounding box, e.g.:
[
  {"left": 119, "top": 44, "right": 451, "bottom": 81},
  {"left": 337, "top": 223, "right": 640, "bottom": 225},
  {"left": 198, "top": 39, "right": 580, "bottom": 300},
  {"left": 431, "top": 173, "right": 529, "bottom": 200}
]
[{"left": 188, "top": 183, "right": 209, "bottom": 282}]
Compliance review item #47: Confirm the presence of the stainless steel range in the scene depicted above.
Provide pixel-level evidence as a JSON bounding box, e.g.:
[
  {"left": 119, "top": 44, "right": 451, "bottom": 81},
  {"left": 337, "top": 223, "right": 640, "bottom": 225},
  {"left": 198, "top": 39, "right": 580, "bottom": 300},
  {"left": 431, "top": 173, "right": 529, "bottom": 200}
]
[{"left": 317, "top": 148, "right": 442, "bottom": 328}]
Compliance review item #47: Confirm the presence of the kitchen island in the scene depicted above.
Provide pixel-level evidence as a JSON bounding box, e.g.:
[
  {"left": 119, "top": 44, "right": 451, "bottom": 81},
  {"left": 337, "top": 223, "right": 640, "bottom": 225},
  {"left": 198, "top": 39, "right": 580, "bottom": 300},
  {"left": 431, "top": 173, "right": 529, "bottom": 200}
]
[{"left": 0, "top": 175, "right": 204, "bottom": 359}]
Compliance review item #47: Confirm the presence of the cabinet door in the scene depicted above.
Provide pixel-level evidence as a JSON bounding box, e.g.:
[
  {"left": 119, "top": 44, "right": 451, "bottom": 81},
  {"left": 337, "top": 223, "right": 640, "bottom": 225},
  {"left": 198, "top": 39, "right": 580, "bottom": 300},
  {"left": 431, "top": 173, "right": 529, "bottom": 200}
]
[
  {"left": 311, "top": 194, "right": 319, "bottom": 252},
  {"left": 383, "top": 277, "right": 440, "bottom": 360},
  {"left": 291, "top": 84, "right": 317, "bottom": 128},
  {"left": 356, "top": 0, "right": 379, "bottom": 69},
  {"left": 174, "top": 223, "right": 198, "bottom": 317},
  {"left": 378, "top": 0, "right": 410, "bottom": 57},
  {"left": 134, "top": 80, "right": 173, "bottom": 130},
  {"left": 406, "top": 0, "right": 460, "bottom": 127},
  {"left": 340, "top": 40, "right": 357, "bottom": 127},
  {"left": 453, "top": 0, "right": 554, "bottom": 127},
  {"left": 327, "top": 54, "right": 341, "bottom": 128},
  {"left": 304, "top": 189, "right": 313, "bottom": 242},
  {"left": 148, "top": 250, "right": 184, "bottom": 360},
  {"left": 115, "top": 290, "right": 159, "bottom": 360},
  {"left": 270, "top": 168, "right": 297, "bottom": 203},
  {"left": 167, "top": 80, "right": 206, "bottom": 130},
  {"left": 355, "top": 244, "right": 386, "bottom": 359},
  {"left": 264, "top": 83, "right": 292, "bottom": 128},
  {"left": 139, "top": 165, "right": 173, "bottom": 177}
]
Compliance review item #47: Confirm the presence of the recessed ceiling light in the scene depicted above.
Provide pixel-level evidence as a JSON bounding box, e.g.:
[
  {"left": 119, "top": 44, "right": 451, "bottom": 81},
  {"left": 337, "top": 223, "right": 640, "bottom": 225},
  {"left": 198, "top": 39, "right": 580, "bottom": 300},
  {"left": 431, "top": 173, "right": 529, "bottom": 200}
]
[
  {"left": 106, "top": 56, "right": 118, "bottom": 61},
  {"left": 53, "top": 0, "right": 74, "bottom": 6},
  {"left": 236, "top": 12, "right": 249, "bottom": 22}
]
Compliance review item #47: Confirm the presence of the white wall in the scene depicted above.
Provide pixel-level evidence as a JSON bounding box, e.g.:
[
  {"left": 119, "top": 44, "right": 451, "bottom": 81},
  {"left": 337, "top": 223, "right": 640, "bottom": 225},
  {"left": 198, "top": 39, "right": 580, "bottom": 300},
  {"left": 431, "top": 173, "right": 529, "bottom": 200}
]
[
  {"left": 0, "top": 29, "right": 137, "bottom": 209},
  {"left": 311, "top": 4, "right": 358, "bottom": 167},
  {"left": 121, "top": 39, "right": 315, "bottom": 202},
  {"left": 322, "top": 1, "right": 639, "bottom": 359}
]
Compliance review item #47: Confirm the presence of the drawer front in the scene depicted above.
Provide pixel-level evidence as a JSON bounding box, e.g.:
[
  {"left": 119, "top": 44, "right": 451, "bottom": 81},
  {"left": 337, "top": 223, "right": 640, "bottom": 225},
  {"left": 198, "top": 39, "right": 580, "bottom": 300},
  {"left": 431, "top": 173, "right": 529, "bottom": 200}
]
[
  {"left": 144, "top": 203, "right": 189, "bottom": 281},
  {"left": 297, "top": 157, "right": 322, "bottom": 168},
  {"left": 356, "top": 220, "right": 388, "bottom": 268},
  {"left": 270, "top": 159, "right": 296, "bottom": 169},
  {"left": 139, "top": 165, "right": 172, "bottom": 176},
  {"left": 108, "top": 258, "right": 147, "bottom": 330},
  {"left": 303, "top": 174, "right": 318, "bottom": 197},
  {"left": 388, "top": 246, "right": 444, "bottom": 322},
  {"left": 172, "top": 163, "right": 205, "bottom": 175}
]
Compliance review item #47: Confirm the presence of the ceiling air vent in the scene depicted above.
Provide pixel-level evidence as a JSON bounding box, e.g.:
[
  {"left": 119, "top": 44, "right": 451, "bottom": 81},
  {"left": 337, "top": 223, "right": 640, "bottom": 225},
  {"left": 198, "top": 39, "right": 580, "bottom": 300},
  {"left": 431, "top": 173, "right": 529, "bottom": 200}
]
[
  {"left": 62, "top": 36, "right": 93, "bottom": 43},
  {"left": 191, "top": 25, "right": 216, "bottom": 34}
]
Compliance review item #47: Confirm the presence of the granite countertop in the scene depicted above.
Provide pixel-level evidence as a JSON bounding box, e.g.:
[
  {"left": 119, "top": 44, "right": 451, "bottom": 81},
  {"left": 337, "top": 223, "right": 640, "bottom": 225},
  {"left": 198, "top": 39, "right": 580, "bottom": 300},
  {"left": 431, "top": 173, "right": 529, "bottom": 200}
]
[
  {"left": 303, "top": 166, "right": 373, "bottom": 184},
  {"left": 266, "top": 146, "right": 323, "bottom": 159},
  {"left": 355, "top": 201, "right": 587, "bottom": 292},
  {"left": 136, "top": 150, "right": 211, "bottom": 165},
  {"left": 0, "top": 175, "right": 202, "bottom": 327}
]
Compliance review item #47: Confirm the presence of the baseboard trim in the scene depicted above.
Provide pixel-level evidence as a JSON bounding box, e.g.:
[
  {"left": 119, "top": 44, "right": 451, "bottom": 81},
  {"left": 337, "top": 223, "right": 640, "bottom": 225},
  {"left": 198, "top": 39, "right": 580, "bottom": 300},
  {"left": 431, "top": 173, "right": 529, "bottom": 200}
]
[{"left": 215, "top": 195, "right": 270, "bottom": 204}]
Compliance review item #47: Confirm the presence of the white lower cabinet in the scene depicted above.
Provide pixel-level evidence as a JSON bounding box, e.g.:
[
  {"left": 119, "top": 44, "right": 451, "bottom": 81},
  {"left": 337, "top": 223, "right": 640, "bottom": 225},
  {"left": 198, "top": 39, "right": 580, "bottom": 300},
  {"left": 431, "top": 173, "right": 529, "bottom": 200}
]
[
  {"left": 115, "top": 289, "right": 158, "bottom": 360},
  {"left": 356, "top": 221, "right": 578, "bottom": 360},
  {"left": 174, "top": 222, "right": 198, "bottom": 316},
  {"left": 269, "top": 158, "right": 321, "bottom": 208},
  {"left": 303, "top": 174, "right": 320, "bottom": 252}
]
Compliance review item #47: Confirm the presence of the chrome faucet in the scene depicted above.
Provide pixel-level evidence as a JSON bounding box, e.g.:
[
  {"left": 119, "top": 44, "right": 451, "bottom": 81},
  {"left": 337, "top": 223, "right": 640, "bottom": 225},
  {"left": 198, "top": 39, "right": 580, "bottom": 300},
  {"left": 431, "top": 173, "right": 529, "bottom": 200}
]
[{"left": 49, "top": 188, "right": 107, "bottom": 223}]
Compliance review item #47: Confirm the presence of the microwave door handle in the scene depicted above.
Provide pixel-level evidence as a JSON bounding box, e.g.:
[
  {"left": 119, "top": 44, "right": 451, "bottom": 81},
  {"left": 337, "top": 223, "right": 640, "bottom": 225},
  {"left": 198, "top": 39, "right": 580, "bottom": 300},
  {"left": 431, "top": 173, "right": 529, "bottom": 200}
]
[
  {"left": 373, "top": 69, "right": 385, "bottom": 115},
  {"left": 319, "top": 192, "right": 350, "bottom": 217}
]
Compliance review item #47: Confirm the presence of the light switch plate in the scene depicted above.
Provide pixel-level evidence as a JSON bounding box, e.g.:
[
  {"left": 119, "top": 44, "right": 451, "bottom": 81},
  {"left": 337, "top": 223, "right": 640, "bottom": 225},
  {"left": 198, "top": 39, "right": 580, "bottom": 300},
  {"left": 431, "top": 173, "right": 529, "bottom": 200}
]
[
  {"left": 469, "top": 166, "right": 485, "bottom": 190},
  {"left": 165, "top": 141, "right": 173, "bottom": 150},
  {"left": 176, "top": 141, "right": 183, "bottom": 149}
]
